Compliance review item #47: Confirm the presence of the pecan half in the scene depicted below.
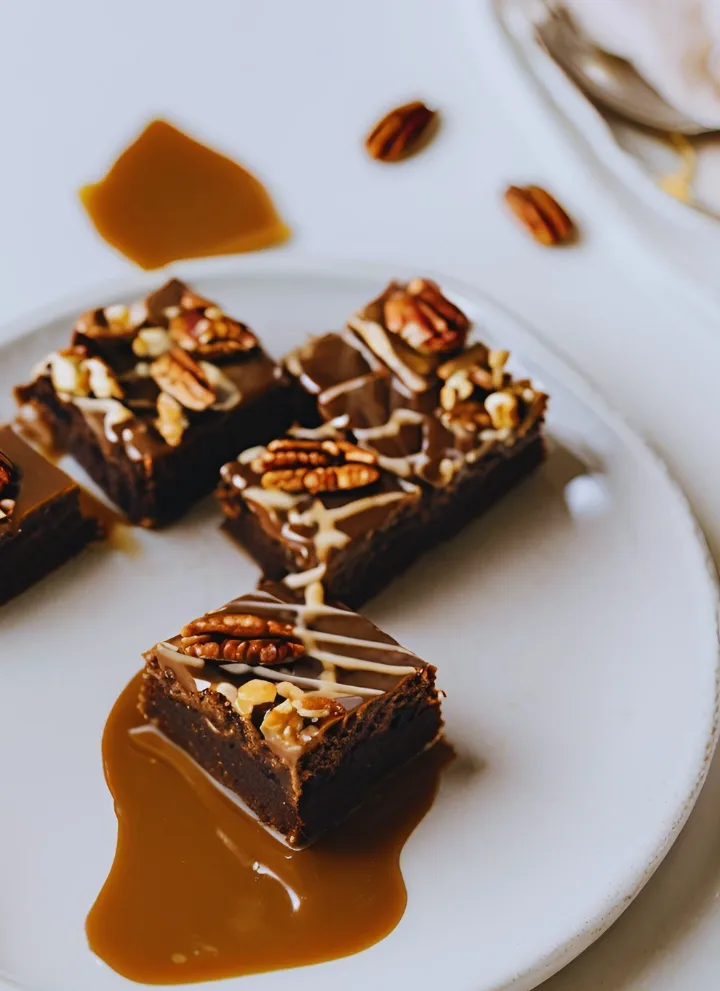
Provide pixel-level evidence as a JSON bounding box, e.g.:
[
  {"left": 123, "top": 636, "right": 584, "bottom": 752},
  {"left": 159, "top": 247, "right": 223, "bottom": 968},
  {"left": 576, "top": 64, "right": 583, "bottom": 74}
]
[
  {"left": 169, "top": 302, "right": 257, "bottom": 359},
  {"left": 504, "top": 185, "right": 574, "bottom": 246},
  {"left": 365, "top": 101, "right": 437, "bottom": 162},
  {"left": 383, "top": 279, "right": 469, "bottom": 355},
  {"left": 0, "top": 452, "right": 14, "bottom": 498},
  {"left": 256, "top": 436, "right": 380, "bottom": 494},
  {"left": 181, "top": 612, "right": 298, "bottom": 639},
  {"left": 150, "top": 348, "right": 216, "bottom": 411},
  {"left": 181, "top": 637, "right": 305, "bottom": 664},
  {"left": 303, "top": 463, "right": 379, "bottom": 493},
  {"left": 178, "top": 610, "right": 306, "bottom": 666}
]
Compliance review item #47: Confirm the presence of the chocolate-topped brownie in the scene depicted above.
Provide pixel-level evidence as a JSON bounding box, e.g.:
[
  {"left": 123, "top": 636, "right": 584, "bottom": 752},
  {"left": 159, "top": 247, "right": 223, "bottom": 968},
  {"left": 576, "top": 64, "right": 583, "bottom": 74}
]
[
  {"left": 139, "top": 582, "right": 443, "bottom": 848},
  {"left": 217, "top": 279, "right": 547, "bottom": 605},
  {"left": 217, "top": 429, "right": 422, "bottom": 606},
  {"left": 0, "top": 425, "right": 98, "bottom": 605},
  {"left": 15, "top": 280, "right": 292, "bottom": 527}
]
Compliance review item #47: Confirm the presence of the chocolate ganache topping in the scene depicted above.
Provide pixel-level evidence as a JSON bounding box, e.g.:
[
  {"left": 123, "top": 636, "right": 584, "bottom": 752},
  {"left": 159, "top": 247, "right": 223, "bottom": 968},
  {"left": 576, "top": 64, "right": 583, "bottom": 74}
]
[
  {"left": 15, "top": 280, "right": 281, "bottom": 463},
  {"left": 150, "top": 583, "right": 424, "bottom": 760}
]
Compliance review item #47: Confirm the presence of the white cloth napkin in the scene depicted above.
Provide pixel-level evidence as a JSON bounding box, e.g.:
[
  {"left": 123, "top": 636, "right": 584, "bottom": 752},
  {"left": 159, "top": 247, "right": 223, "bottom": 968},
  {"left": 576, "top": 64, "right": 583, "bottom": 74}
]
[{"left": 564, "top": 0, "right": 720, "bottom": 128}]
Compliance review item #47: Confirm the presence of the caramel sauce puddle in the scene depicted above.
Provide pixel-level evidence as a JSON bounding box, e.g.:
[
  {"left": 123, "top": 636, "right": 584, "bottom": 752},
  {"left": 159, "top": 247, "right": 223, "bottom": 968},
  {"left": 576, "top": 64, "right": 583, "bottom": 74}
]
[
  {"left": 87, "top": 673, "right": 451, "bottom": 984},
  {"left": 80, "top": 120, "right": 290, "bottom": 270}
]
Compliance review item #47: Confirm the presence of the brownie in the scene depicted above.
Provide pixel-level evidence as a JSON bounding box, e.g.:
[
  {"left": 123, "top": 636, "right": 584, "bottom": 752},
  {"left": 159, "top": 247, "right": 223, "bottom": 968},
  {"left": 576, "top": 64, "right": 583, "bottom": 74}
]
[
  {"left": 216, "top": 279, "right": 547, "bottom": 606},
  {"left": 0, "top": 425, "right": 98, "bottom": 606},
  {"left": 15, "top": 280, "right": 292, "bottom": 527},
  {"left": 139, "top": 582, "right": 443, "bottom": 848}
]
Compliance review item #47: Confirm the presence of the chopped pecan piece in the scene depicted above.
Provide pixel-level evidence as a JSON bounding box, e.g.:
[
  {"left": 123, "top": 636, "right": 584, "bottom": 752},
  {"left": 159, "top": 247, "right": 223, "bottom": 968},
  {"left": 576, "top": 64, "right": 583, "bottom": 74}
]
[
  {"left": 255, "top": 436, "right": 380, "bottom": 494},
  {"left": 260, "top": 698, "right": 306, "bottom": 749},
  {"left": 84, "top": 357, "right": 124, "bottom": 400},
  {"left": 292, "top": 695, "right": 346, "bottom": 719},
  {"left": 383, "top": 279, "right": 469, "bottom": 355},
  {"left": 0, "top": 498, "right": 16, "bottom": 523},
  {"left": 155, "top": 391, "right": 188, "bottom": 448},
  {"left": 485, "top": 391, "right": 521, "bottom": 430},
  {"left": 169, "top": 301, "right": 257, "bottom": 359},
  {"left": 74, "top": 303, "right": 146, "bottom": 339},
  {"left": 365, "top": 101, "right": 437, "bottom": 162},
  {"left": 504, "top": 185, "right": 575, "bottom": 246},
  {"left": 233, "top": 679, "right": 277, "bottom": 716},
  {"left": 150, "top": 348, "right": 216, "bottom": 411}
]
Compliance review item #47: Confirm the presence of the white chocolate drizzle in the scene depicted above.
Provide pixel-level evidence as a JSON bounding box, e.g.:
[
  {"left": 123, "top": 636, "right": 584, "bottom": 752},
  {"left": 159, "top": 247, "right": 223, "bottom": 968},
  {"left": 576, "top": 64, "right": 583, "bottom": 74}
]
[{"left": 353, "top": 407, "right": 424, "bottom": 441}]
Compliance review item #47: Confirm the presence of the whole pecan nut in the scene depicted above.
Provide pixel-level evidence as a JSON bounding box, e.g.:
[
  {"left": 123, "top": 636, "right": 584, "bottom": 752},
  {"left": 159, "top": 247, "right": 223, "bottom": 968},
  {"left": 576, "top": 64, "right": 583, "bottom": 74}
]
[
  {"left": 178, "top": 611, "right": 306, "bottom": 666},
  {"left": 254, "top": 437, "right": 379, "bottom": 494},
  {"left": 169, "top": 302, "right": 257, "bottom": 359},
  {"left": 383, "top": 279, "right": 469, "bottom": 355},
  {"left": 365, "top": 101, "right": 437, "bottom": 162},
  {"left": 504, "top": 185, "right": 574, "bottom": 246},
  {"left": 150, "top": 348, "right": 217, "bottom": 411}
]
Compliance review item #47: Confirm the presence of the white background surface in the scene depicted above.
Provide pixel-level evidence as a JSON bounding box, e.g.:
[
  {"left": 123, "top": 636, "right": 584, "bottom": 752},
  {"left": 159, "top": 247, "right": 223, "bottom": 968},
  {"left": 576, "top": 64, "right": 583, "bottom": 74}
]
[{"left": 2, "top": 1, "right": 720, "bottom": 988}]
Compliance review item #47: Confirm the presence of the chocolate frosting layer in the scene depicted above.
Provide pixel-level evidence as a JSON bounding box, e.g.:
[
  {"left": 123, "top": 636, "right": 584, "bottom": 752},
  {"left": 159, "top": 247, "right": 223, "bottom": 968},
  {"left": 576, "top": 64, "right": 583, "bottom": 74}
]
[{"left": 148, "top": 583, "right": 431, "bottom": 761}]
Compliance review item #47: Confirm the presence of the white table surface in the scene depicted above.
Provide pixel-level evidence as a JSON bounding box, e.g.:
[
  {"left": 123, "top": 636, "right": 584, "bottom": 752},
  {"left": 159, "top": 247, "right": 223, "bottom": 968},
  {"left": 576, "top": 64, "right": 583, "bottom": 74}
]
[{"left": 2, "top": 2, "right": 720, "bottom": 988}]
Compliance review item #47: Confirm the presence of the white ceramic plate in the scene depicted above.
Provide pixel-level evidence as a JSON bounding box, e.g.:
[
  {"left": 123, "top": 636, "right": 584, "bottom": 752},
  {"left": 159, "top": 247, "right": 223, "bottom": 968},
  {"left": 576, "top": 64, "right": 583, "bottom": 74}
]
[{"left": 0, "top": 259, "right": 717, "bottom": 991}]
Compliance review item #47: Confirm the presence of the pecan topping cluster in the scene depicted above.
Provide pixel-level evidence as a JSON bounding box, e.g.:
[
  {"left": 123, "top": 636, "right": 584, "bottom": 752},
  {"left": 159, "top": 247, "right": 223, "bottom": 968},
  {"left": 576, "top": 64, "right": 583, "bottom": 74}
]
[
  {"left": 254, "top": 681, "right": 345, "bottom": 750},
  {"left": 178, "top": 611, "right": 306, "bottom": 664},
  {"left": 437, "top": 346, "right": 547, "bottom": 435},
  {"left": 253, "top": 437, "right": 380, "bottom": 495},
  {"left": 383, "top": 279, "right": 470, "bottom": 356},
  {"left": 168, "top": 289, "right": 258, "bottom": 359},
  {"left": 45, "top": 348, "right": 124, "bottom": 401}
]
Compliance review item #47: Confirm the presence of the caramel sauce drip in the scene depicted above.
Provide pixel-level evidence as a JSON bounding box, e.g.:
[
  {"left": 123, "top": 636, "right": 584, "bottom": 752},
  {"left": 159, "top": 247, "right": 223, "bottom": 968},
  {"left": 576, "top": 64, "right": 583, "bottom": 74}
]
[
  {"left": 86, "top": 673, "right": 451, "bottom": 984},
  {"left": 79, "top": 120, "right": 290, "bottom": 270}
]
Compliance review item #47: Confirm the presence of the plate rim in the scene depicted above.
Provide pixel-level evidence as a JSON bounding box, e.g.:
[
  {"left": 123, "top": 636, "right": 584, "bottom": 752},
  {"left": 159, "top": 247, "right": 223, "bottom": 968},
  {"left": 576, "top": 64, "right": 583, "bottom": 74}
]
[{"left": 1, "top": 253, "right": 718, "bottom": 991}]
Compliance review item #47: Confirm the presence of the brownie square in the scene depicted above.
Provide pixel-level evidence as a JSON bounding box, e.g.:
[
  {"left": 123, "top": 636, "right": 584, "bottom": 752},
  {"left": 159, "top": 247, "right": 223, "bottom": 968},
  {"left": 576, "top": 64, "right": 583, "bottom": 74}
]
[
  {"left": 15, "top": 280, "right": 292, "bottom": 527},
  {"left": 0, "top": 425, "right": 98, "bottom": 606},
  {"left": 139, "top": 582, "right": 443, "bottom": 848},
  {"left": 217, "top": 279, "right": 547, "bottom": 606}
]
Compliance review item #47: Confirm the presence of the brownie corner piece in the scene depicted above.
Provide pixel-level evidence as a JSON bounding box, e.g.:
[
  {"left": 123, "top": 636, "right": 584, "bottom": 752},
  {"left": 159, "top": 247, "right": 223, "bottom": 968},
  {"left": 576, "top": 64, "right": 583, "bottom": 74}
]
[
  {"left": 138, "top": 582, "right": 443, "bottom": 848},
  {"left": 14, "top": 279, "right": 292, "bottom": 527},
  {"left": 0, "top": 424, "right": 98, "bottom": 606}
]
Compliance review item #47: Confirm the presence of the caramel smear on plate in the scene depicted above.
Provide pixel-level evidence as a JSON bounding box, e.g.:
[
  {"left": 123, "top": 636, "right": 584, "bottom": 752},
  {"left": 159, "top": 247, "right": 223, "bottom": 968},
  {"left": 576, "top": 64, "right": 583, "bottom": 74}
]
[
  {"left": 86, "top": 672, "right": 451, "bottom": 984},
  {"left": 79, "top": 120, "right": 290, "bottom": 270}
]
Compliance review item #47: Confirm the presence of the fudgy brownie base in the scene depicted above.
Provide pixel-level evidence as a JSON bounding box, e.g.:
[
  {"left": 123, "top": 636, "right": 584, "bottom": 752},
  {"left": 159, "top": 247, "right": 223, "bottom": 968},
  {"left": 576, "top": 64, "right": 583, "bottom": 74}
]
[
  {"left": 220, "top": 428, "right": 545, "bottom": 608},
  {"left": 138, "top": 585, "right": 444, "bottom": 848},
  {"left": 0, "top": 489, "right": 97, "bottom": 606},
  {"left": 19, "top": 376, "right": 291, "bottom": 527},
  {"left": 140, "top": 658, "right": 441, "bottom": 847}
]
